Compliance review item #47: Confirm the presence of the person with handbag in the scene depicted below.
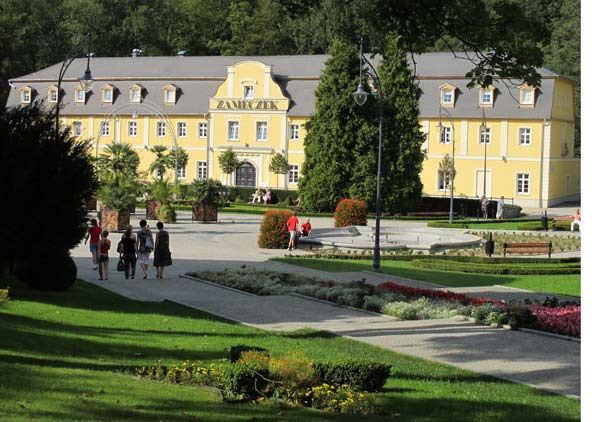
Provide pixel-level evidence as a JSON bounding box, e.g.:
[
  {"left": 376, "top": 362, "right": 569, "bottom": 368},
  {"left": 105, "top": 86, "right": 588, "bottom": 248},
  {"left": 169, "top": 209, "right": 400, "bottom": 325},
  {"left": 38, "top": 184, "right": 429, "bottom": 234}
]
[
  {"left": 136, "top": 219, "right": 154, "bottom": 279},
  {"left": 119, "top": 225, "right": 137, "bottom": 279},
  {"left": 153, "top": 221, "right": 172, "bottom": 279}
]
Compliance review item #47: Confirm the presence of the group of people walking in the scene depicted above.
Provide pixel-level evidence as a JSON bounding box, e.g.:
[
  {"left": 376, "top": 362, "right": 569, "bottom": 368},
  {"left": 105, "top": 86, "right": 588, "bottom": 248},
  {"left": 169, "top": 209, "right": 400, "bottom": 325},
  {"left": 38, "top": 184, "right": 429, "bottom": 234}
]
[{"left": 85, "top": 219, "right": 172, "bottom": 280}]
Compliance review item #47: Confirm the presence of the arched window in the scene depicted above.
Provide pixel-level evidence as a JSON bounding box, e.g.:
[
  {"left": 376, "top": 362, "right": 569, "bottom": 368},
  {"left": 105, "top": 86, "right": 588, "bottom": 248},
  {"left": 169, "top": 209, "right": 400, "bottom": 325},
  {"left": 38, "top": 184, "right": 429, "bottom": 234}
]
[{"left": 236, "top": 162, "right": 256, "bottom": 187}]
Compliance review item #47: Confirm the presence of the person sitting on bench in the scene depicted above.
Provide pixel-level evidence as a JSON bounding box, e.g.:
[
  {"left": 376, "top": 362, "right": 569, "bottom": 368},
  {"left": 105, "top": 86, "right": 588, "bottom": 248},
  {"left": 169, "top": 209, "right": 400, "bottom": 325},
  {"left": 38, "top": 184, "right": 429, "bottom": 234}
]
[
  {"left": 263, "top": 188, "right": 272, "bottom": 204},
  {"left": 251, "top": 188, "right": 263, "bottom": 203},
  {"left": 571, "top": 208, "right": 581, "bottom": 232}
]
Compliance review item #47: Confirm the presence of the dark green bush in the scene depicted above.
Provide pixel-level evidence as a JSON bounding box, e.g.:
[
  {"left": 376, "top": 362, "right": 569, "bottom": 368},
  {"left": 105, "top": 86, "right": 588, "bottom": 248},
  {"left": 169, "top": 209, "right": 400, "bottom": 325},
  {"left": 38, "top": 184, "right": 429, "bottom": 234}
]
[
  {"left": 221, "top": 363, "right": 269, "bottom": 398},
  {"left": 505, "top": 304, "right": 537, "bottom": 328},
  {"left": 16, "top": 253, "right": 77, "bottom": 290},
  {"left": 314, "top": 360, "right": 391, "bottom": 392},
  {"left": 230, "top": 345, "right": 270, "bottom": 363},
  {"left": 411, "top": 259, "right": 580, "bottom": 275}
]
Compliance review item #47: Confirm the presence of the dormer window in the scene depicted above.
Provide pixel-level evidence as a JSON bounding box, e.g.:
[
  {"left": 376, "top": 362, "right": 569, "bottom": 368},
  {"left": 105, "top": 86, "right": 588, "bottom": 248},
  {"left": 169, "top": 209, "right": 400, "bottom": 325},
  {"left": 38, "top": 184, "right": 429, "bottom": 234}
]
[
  {"left": 129, "top": 84, "right": 142, "bottom": 103},
  {"left": 243, "top": 85, "right": 254, "bottom": 100},
  {"left": 479, "top": 86, "right": 495, "bottom": 107},
  {"left": 47, "top": 86, "right": 58, "bottom": 104},
  {"left": 20, "top": 86, "right": 32, "bottom": 104},
  {"left": 439, "top": 83, "right": 457, "bottom": 108},
  {"left": 519, "top": 84, "right": 536, "bottom": 107},
  {"left": 74, "top": 87, "right": 86, "bottom": 104},
  {"left": 163, "top": 84, "right": 177, "bottom": 105},
  {"left": 101, "top": 85, "right": 114, "bottom": 104}
]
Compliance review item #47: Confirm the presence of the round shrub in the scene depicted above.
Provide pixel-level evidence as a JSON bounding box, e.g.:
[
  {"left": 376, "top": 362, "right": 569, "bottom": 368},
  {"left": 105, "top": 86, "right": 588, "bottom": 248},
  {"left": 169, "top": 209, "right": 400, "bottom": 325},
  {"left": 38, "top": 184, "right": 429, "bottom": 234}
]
[
  {"left": 16, "top": 253, "right": 77, "bottom": 290},
  {"left": 157, "top": 205, "right": 177, "bottom": 223},
  {"left": 334, "top": 199, "right": 368, "bottom": 227},
  {"left": 222, "top": 362, "right": 269, "bottom": 399},
  {"left": 258, "top": 210, "right": 293, "bottom": 249}
]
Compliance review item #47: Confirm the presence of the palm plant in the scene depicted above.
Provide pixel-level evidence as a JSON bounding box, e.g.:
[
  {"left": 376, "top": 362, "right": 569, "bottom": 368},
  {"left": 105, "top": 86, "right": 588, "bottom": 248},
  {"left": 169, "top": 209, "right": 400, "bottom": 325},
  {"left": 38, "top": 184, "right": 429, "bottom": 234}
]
[
  {"left": 148, "top": 145, "right": 170, "bottom": 180},
  {"left": 190, "top": 178, "right": 226, "bottom": 207},
  {"left": 97, "top": 142, "right": 140, "bottom": 184}
]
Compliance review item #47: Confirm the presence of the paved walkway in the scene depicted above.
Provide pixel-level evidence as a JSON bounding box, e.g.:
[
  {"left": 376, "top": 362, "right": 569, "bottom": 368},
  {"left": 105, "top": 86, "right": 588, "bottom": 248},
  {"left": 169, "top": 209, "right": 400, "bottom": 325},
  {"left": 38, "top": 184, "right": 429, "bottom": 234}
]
[{"left": 71, "top": 212, "right": 580, "bottom": 398}]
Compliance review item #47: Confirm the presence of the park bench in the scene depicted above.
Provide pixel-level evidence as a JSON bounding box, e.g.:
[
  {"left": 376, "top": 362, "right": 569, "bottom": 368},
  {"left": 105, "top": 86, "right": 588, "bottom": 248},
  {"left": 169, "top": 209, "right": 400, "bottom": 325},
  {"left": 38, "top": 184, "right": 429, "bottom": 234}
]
[
  {"left": 552, "top": 215, "right": 574, "bottom": 231},
  {"left": 503, "top": 241, "right": 552, "bottom": 258}
]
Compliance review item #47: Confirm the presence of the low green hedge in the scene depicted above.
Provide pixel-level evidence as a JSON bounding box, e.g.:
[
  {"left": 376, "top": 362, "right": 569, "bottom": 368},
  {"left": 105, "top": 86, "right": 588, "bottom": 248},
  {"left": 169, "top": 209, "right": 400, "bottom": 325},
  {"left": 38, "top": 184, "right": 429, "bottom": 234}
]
[
  {"left": 314, "top": 360, "right": 391, "bottom": 392},
  {"left": 411, "top": 259, "right": 581, "bottom": 275},
  {"left": 428, "top": 218, "right": 538, "bottom": 229},
  {"left": 222, "top": 363, "right": 269, "bottom": 398}
]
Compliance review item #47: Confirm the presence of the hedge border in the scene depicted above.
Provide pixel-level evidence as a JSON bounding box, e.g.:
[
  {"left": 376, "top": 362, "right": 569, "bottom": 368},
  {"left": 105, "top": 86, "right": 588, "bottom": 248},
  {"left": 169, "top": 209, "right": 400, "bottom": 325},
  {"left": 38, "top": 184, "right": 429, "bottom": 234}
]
[
  {"left": 411, "top": 259, "right": 580, "bottom": 275},
  {"left": 287, "top": 254, "right": 580, "bottom": 265}
]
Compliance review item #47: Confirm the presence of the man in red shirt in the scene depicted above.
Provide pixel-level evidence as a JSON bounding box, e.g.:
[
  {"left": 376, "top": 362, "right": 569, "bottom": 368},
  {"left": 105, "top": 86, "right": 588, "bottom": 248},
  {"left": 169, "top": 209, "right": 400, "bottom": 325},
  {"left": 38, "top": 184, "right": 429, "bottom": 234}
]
[
  {"left": 286, "top": 212, "right": 299, "bottom": 251},
  {"left": 84, "top": 218, "right": 102, "bottom": 270},
  {"left": 300, "top": 218, "right": 312, "bottom": 237}
]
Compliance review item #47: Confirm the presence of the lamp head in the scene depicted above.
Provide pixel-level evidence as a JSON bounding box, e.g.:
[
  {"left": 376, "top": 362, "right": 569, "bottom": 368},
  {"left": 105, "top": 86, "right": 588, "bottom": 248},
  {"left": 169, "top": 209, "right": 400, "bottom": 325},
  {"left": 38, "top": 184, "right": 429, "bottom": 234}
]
[
  {"left": 479, "top": 122, "right": 487, "bottom": 133},
  {"left": 79, "top": 68, "right": 93, "bottom": 92},
  {"left": 352, "top": 82, "right": 369, "bottom": 106}
]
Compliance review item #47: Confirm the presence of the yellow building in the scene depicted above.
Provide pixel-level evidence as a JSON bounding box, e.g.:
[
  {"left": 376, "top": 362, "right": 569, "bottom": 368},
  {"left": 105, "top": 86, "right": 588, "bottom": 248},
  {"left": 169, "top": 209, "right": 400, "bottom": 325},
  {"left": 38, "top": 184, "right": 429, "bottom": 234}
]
[{"left": 6, "top": 52, "right": 579, "bottom": 208}]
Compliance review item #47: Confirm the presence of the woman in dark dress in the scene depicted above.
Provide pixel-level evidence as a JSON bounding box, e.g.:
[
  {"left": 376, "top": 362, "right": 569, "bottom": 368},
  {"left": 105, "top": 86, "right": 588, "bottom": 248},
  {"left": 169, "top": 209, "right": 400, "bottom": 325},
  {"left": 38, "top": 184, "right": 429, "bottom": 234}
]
[
  {"left": 120, "top": 225, "right": 137, "bottom": 279},
  {"left": 153, "top": 221, "right": 172, "bottom": 279}
]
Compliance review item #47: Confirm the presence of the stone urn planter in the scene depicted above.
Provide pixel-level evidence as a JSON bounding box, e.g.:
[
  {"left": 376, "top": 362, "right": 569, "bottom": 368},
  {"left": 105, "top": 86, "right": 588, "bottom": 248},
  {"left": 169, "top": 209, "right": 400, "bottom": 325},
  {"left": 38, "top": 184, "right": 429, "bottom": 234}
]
[
  {"left": 192, "top": 203, "right": 218, "bottom": 222},
  {"left": 146, "top": 200, "right": 162, "bottom": 220},
  {"left": 100, "top": 208, "right": 130, "bottom": 232}
]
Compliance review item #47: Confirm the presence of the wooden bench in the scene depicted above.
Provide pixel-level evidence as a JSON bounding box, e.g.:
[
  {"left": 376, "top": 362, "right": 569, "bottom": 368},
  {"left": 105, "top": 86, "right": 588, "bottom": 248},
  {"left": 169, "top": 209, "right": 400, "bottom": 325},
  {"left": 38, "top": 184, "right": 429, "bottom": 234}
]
[
  {"left": 552, "top": 216, "right": 574, "bottom": 231},
  {"left": 503, "top": 242, "right": 552, "bottom": 258}
]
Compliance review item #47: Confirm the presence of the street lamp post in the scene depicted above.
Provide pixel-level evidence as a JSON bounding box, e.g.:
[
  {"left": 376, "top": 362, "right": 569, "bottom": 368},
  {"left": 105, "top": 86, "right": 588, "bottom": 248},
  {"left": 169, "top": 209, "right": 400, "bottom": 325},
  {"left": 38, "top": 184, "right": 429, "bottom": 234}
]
[
  {"left": 480, "top": 107, "right": 488, "bottom": 198},
  {"left": 437, "top": 107, "right": 456, "bottom": 224},
  {"left": 352, "top": 40, "right": 384, "bottom": 272},
  {"left": 55, "top": 33, "right": 93, "bottom": 140}
]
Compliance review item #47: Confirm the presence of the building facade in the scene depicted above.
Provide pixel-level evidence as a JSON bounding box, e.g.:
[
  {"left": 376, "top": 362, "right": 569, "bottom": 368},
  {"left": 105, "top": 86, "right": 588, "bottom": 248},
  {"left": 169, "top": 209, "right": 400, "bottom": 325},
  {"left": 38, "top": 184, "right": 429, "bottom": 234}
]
[{"left": 6, "top": 53, "right": 579, "bottom": 208}]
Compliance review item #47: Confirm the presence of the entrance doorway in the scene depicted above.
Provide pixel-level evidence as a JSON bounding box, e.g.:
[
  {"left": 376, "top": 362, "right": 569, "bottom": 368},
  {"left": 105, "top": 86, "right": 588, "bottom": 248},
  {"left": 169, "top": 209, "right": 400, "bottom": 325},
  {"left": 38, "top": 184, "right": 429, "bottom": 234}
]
[{"left": 236, "top": 162, "right": 256, "bottom": 187}]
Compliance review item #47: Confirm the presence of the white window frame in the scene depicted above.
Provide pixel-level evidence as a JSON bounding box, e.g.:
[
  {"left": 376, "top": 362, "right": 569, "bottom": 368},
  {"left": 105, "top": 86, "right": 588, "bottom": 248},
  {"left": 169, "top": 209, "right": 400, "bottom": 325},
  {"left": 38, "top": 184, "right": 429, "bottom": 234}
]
[
  {"left": 176, "top": 164, "right": 186, "bottom": 180},
  {"left": 128, "top": 121, "right": 138, "bottom": 137},
  {"left": 437, "top": 169, "right": 450, "bottom": 191},
  {"left": 164, "top": 89, "right": 176, "bottom": 104},
  {"left": 48, "top": 89, "right": 58, "bottom": 103},
  {"left": 288, "top": 164, "right": 299, "bottom": 184},
  {"left": 130, "top": 87, "right": 141, "bottom": 103},
  {"left": 177, "top": 121, "right": 187, "bottom": 138},
  {"left": 75, "top": 89, "right": 85, "bottom": 103},
  {"left": 196, "top": 161, "right": 208, "bottom": 179},
  {"left": 157, "top": 121, "right": 166, "bottom": 137},
  {"left": 228, "top": 121, "right": 240, "bottom": 141},
  {"left": 100, "top": 121, "right": 110, "bottom": 137},
  {"left": 442, "top": 89, "right": 453, "bottom": 104},
  {"left": 21, "top": 89, "right": 31, "bottom": 104},
  {"left": 256, "top": 121, "right": 268, "bottom": 141},
  {"left": 440, "top": 126, "right": 452, "bottom": 144},
  {"left": 481, "top": 89, "right": 493, "bottom": 105},
  {"left": 521, "top": 89, "right": 534, "bottom": 105},
  {"left": 516, "top": 173, "right": 530, "bottom": 195},
  {"left": 519, "top": 128, "right": 532, "bottom": 146},
  {"left": 290, "top": 124, "right": 299, "bottom": 140},
  {"left": 243, "top": 85, "right": 254, "bottom": 100},
  {"left": 102, "top": 88, "right": 113, "bottom": 103},
  {"left": 72, "top": 121, "right": 82, "bottom": 136},
  {"left": 479, "top": 127, "right": 492, "bottom": 144},
  {"left": 198, "top": 122, "right": 208, "bottom": 138}
]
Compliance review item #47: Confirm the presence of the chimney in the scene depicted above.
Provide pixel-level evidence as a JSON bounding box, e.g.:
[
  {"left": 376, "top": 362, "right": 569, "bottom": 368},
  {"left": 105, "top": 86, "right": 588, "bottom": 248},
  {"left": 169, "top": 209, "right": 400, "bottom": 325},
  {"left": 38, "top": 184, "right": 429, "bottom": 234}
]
[{"left": 132, "top": 48, "right": 144, "bottom": 57}]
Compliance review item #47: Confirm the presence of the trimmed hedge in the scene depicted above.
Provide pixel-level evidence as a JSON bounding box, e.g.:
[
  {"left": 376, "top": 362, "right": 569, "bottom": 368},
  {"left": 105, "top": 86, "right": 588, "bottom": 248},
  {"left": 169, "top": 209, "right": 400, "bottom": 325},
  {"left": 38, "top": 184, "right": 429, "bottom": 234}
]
[
  {"left": 411, "top": 259, "right": 581, "bottom": 275},
  {"left": 222, "top": 363, "right": 269, "bottom": 398},
  {"left": 334, "top": 198, "right": 368, "bottom": 227},
  {"left": 428, "top": 218, "right": 537, "bottom": 229},
  {"left": 258, "top": 210, "right": 293, "bottom": 249},
  {"left": 314, "top": 360, "right": 391, "bottom": 392}
]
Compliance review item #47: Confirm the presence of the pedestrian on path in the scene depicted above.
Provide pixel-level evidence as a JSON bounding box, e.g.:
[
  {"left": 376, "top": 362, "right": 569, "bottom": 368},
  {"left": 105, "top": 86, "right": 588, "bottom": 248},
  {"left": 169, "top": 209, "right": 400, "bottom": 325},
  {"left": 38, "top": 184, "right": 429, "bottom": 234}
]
[
  {"left": 481, "top": 195, "right": 490, "bottom": 219},
  {"left": 571, "top": 208, "right": 581, "bottom": 232},
  {"left": 136, "top": 219, "right": 154, "bottom": 279},
  {"left": 120, "top": 225, "right": 137, "bottom": 279},
  {"left": 97, "top": 230, "right": 111, "bottom": 280},
  {"left": 496, "top": 196, "right": 505, "bottom": 220},
  {"left": 287, "top": 212, "right": 299, "bottom": 251},
  {"left": 84, "top": 218, "right": 102, "bottom": 270},
  {"left": 153, "top": 221, "right": 172, "bottom": 279}
]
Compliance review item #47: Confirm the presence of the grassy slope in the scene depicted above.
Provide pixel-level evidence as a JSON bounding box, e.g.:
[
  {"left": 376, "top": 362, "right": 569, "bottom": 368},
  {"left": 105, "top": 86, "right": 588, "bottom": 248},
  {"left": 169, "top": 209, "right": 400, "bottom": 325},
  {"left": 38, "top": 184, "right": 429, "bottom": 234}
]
[
  {"left": 0, "top": 279, "right": 579, "bottom": 422},
  {"left": 274, "top": 258, "right": 581, "bottom": 297}
]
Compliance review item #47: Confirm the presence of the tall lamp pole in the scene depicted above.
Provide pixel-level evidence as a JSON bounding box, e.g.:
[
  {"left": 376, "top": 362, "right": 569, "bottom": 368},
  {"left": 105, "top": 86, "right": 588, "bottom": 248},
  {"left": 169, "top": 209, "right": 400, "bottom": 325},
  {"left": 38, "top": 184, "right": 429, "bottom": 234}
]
[
  {"left": 480, "top": 107, "right": 488, "bottom": 198},
  {"left": 437, "top": 106, "right": 456, "bottom": 224},
  {"left": 55, "top": 33, "right": 93, "bottom": 140},
  {"left": 352, "top": 39, "right": 384, "bottom": 272}
]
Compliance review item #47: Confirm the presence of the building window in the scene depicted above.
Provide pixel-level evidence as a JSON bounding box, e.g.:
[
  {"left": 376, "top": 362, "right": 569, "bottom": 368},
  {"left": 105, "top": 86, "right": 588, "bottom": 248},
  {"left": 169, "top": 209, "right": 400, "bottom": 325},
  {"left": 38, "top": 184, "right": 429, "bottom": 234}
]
[
  {"left": 256, "top": 122, "right": 268, "bottom": 141},
  {"left": 440, "top": 126, "right": 452, "bottom": 144},
  {"left": 519, "top": 85, "right": 536, "bottom": 106},
  {"left": 100, "top": 121, "right": 110, "bottom": 137},
  {"left": 75, "top": 89, "right": 86, "bottom": 103},
  {"left": 128, "top": 121, "right": 137, "bottom": 137},
  {"left": 165, "top": 90, "right": 175, "bottom": 103},
  {"left": 442, "top": 90, "right": 453, "bottom": 104},
  {"left": 177, "top": 122, "right": 187, "bottom": 138},
  {"left": 290, "top": 124, "right": 299, "bottom": 140},
  {"left": 48, "top": 88, "right": 58, "bottom": 103},
  {"left": 157, "top": 121, "right": 166, "bottom": 137},
  {"left": 196, "top": 161, "right": 207, "bottom": 179},
  {"left": 517, "top": 173, "right": 530, "bottom": 195},
  {"left": 437, "top": 170, "right": 450, "bottom": 191},
  {"left": 102, "top": 87, "right": 113, "bottom": 103},
  {"left": 519, "top": 128, "right": 531, "bottom": 145},
  {"left": 228, "top": 121, "right": 239, "bottom": 141},
  {"left": 198, "top": 122, "right": 208, "bottom": 138},
  {"left": 479, "top": 127, "right": 491, "bottom": 144},
  {"left": 130, "top": 86, "right": 141, "bottom": 103},
  {"left": 176, "top": 165, "right": 186, "bottom": 180},
  {"left": 72, "top": 121, "right": 82, "bottom": 136},
  {"left": 21, "top": 88, "right": 32, "bottom": 104},
  {"left": 243, "top": 85, "right": 254, "bottom": 100},
  {"left": 480, "top": 89, "right": 493, "bottom": 105},
  {"left": 288, "top": 164, "right": 299, "bottom": 184}
]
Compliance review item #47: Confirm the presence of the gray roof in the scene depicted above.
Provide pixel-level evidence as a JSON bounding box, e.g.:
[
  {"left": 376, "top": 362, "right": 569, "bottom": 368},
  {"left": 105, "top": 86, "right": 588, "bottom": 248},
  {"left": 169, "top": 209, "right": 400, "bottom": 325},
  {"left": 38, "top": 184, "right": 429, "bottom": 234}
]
[{"left": 6, "top": 53, "right": 566, "bottom": 119}]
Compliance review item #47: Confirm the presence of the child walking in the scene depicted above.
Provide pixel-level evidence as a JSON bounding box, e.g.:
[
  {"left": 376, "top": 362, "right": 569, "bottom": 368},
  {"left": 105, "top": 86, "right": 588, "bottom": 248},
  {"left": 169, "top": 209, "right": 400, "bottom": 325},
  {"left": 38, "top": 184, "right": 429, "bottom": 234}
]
[{"left": 98, "top": 230, "right": 111, "bottom": 280}]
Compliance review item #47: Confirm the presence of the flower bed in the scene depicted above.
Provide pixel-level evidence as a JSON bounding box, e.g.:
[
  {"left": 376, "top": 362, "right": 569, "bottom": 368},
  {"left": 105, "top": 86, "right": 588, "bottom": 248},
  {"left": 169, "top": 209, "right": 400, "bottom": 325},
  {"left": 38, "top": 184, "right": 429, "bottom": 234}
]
[{"left": 531, "top": 305, "right": 581, "bottom": 338}]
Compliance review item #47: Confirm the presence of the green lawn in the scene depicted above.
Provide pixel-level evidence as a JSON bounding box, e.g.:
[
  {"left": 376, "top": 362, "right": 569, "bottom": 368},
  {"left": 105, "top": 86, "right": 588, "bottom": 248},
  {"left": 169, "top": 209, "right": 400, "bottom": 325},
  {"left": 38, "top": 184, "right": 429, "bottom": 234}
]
[
  {"left": 0, "top": 278, "right": 579, "bottom": 421},
  {"left": 274, "top": 258, "right": 581, "bottom": 297}
]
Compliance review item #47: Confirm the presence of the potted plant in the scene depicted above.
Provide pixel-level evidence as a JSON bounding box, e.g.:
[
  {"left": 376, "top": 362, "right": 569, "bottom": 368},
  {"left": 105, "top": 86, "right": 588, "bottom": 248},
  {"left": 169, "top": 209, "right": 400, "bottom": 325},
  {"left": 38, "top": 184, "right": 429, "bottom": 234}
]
[
  {"left": 152, "top": 178, "right": 177, "bottom": 223},
  {"left": 146, "top": 145, "right": 188, "bottom": 220},
  {"left": 190, "top": 178, "right": 226, "bottom": 222}
]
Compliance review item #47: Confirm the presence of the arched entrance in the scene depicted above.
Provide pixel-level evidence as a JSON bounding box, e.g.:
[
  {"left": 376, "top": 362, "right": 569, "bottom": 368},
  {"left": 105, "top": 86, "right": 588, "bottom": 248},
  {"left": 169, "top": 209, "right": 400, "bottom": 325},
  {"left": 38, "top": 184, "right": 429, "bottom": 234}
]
[{"left": 236, "top": 162, "right": 256, "bottom": 187}]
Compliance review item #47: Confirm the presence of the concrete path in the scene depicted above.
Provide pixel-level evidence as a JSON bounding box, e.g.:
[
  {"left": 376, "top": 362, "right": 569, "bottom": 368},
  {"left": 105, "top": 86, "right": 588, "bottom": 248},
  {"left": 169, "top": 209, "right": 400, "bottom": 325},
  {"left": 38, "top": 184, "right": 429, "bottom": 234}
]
[{"left": 71, "top": 212, "right": 580, "bottom": 398}]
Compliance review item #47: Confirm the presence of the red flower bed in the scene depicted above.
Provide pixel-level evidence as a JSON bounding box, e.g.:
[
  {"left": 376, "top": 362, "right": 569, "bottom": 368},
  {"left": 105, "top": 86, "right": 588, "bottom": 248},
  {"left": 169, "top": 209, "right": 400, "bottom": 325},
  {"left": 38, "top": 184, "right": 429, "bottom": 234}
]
[
  {"left": 377, "top": 282, "right": 500, "bottom": 306},
  {"left": 531, "top": 305, "right": 581, "bottom": 338}
]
